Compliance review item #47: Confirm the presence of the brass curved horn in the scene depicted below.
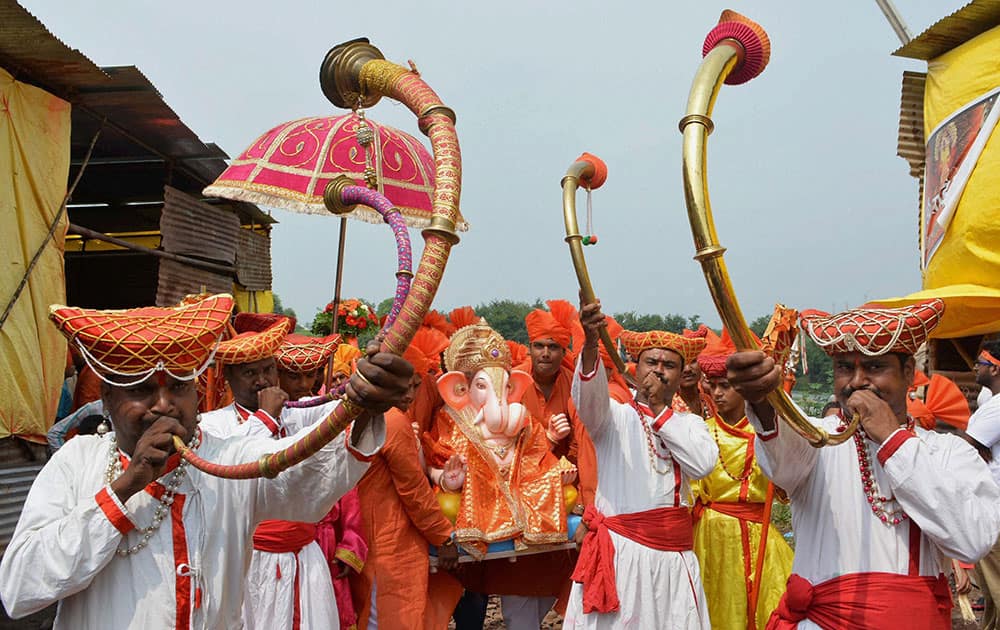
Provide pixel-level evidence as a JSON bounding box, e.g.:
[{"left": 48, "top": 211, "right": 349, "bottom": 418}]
[
  {"left": 561, "top": 154, "right": 636, "bottom": 387},
  {"left": 680, "top": 11, "right": 858, "bottom": 447},
  {"left": 175, "top": 39, "right": 463, "bottom": 476}
]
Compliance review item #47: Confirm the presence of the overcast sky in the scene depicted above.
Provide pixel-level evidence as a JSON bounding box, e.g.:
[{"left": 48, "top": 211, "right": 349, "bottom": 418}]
[{"left": 23, "top": 0, "right": 965, "bottom": 326}]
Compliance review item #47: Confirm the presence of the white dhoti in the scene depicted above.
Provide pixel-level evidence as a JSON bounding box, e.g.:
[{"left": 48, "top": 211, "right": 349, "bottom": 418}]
[
  {"left": 243, "top": 541, "right": 336, "bottom": 630},
  {"left": 565, "top": 532, "right": 708, "bottom": 629}
]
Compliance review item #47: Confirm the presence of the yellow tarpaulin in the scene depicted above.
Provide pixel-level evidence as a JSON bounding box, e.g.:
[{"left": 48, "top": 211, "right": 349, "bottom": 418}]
[
  {"left": 879, "top": 25, "right": 1000, "bottom": 338},
  {"left": 233, "top": 285, "right": 274, "bottom": 314},
  {"left": 0, "top": 67, "right": 71, "bottom": 443}
]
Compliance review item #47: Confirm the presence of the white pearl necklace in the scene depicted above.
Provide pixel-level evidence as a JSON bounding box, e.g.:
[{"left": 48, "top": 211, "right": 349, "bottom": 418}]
[{"left": 104, "top": 433, "right": 199, "bottom": 556}]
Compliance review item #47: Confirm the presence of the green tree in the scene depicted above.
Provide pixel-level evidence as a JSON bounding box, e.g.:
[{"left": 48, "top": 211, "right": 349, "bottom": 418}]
[
  {"left": 474, "top": 299, "right": 540, "bottom": 344},
  {"left": 271, "top": 293, "right": 297, "bottom": 321},
  {"left": 376, "top": 297, "right": 394, "bottom": 317},
  {"left": 613, "top": 311, "right": 690, "bottom": 334},
  {"left": 272, "top": 293, "right": 308, "bottom": 333},
  {"left": 748, "top": 314, "right": 770, "bottom": 337}
]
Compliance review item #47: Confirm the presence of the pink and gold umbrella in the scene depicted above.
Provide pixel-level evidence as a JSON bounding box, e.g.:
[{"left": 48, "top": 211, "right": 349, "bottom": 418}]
[{"left": 204, "top": 113, "right": 468, "bottom": 230}]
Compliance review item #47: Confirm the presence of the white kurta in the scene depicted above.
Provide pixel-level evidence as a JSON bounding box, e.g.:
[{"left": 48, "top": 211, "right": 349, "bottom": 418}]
[
  {"left": 200, "top": 401, "right": 341, "bottom": 630},
  {"left": 748, "top": 405, "right": 1000, "bottom": 629},
  {"left": 563, "top": 358, "right": 718, "bottom": 630},
  {"left": 0, "top": 410, "right": 381, "bottom": 630}
]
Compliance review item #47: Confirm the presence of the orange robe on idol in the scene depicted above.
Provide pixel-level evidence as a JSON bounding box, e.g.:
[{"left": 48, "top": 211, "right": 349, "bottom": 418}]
[
  {"left": 516, "top": 360, "right": 599, "bottom": 509},
  {"left": 350, "top": 409, "right": 453, "bottom": 630},
  {"left": 431, "top": 405, "right": 567, "bottom": 554}
]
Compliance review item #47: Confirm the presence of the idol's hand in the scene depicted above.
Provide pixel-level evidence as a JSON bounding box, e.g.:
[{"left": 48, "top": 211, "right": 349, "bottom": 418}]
[
  {"left": 440, "top": 454, "right": 467, "bottom": 492},
  {"left": 546, "top": 413, "right": 571, "bottom": 443}
]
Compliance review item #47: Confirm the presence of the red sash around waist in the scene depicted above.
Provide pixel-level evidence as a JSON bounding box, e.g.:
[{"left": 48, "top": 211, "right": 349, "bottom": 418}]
[
  {"left": 571, "top": 505, "right": 693, "bottom": 614},
  {"left": 693, "top": 499, "right": 766, "bottom": 524},
  {"left": 767, "top": 572, "right": 952, "bottom": 630},
  {"left": 252, "top": 520, "right": 318, "bottom": 553}
]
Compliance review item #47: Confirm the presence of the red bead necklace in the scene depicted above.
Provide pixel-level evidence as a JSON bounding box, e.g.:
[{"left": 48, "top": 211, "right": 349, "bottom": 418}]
[{"left": 838, "top": 415, "right": 913, "bottom": 526}]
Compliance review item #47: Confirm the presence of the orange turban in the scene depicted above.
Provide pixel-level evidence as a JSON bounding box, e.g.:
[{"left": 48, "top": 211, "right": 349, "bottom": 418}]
[
  {"left": 422, "top": 310, "right": 456, "bottom": 337},
  {"left": 402, "top": 328, "right": 450, "bottom": 377},
  {"left": 598, "top": 315, "right": 625, "bottom": 371},
  {"left": 506, "top": 340, "right": 529, "bottom": 367},
  {"left": 525, "top": 299, "right": 578, "bottom": 349},
  {"left": 215, "top": 316, "right": 293, "bottom": 365},
  {"left": 907, "top": 370, "right": 971, "bottom": 431},
  {"left": 801, "top": 299, "right": 944, "bottom": 357},
  {"left": 50, "top": 294, "right": 233, "bottom": 383},
  {"left": 332, "top": 344, "right": 363, "bottom": 377},
  {"left": 449, "top": 306, "right": 480, "bottom": 330},
  {"left": 621, "top": 329, "right": 706, "bottom": 365},
  {"left": 275, "top": 333, "right": 341, "bottom": 373}
]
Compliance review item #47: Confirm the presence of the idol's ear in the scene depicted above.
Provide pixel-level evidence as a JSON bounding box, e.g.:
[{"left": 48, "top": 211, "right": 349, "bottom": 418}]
[
  {"left": 437, "top": 371, "right": 470, "bottom": 409},
  {"left": 506, "top": 370, "right": 533, "bottom": 404}
]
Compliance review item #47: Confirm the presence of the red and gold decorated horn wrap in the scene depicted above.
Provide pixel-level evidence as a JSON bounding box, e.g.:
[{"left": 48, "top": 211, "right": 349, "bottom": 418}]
[
  {"left": 679, "top": 12, "right": 856, "bottom": 447},
  {"left": 175, "top": 39, "right": 462, "bottom": 478}
]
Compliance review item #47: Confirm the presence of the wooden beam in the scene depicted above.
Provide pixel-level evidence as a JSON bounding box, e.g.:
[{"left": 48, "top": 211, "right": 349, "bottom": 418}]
[{"left": 68, "top": 224, "right": 235, "bottom": 277}]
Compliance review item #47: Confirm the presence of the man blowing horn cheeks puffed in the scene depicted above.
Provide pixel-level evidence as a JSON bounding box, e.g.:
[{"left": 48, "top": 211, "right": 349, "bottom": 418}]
[
  {"left": 726, "top": 299, "right": 1000, "bottom": 629},
  {"left": 0, "top": 295, "right": 411, "bottom": 629}
]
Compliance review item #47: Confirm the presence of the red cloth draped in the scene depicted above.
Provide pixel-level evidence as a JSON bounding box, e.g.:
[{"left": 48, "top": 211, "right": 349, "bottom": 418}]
[
  {"left": 252, "top": 520, "right": 318, "bottom": 553},
  {"left": 692, "top": 499, "right": 766, "bottom": 524},
  {"left": 767, "top": 572, "right": 952, "bottom": 630},
  {"left": 571, "top": 505, "right": 694, "bottom": 614}
]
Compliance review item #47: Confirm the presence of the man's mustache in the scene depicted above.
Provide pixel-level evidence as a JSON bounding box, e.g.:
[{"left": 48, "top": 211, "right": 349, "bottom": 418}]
[{"left": 839, "top": 384, "right": 884, "bottom": 406}]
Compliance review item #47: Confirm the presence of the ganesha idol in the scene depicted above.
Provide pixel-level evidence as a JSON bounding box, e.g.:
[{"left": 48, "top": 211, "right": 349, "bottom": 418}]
[{"left": 427, "top": 322, "right": 576, "bottom": 557}]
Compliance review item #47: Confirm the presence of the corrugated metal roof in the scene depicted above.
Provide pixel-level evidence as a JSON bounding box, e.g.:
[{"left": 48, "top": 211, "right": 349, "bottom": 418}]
[
  {"left": 894, "top": 0, "right": 1000, "bottom": 60},
  {"left": 0, "top": 0, "right": 109, "bottom": 93},
  {"left": 161, "top": 186, "right": 239, "bottom": 264},
  {"left": 0, "top": 0, "right": 274, "bottom": 228},
  {"left": 897, "top": 71, "right": 927, "bottom": 178},
  {"left": 896, "top": 71, "right": 927, "bottom": 255},
  {"left": 235, "top": 229, "right": 273, "bottom": 291},
  {"left": 156, "top": 258, "right": 232, "bottom": 307},
  {"left": 0, "top": 464, "right": 44, "bottom": 555},
  {"left": 0, "top": 439, "right": 47, "bottom": 555}
]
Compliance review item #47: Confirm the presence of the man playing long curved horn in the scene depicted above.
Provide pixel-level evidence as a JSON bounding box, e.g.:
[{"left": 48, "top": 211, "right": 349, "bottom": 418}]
[
  {"left": 726, "top": 299, "right": 1000, "bottom": 629},
  {"left": 198, "top": 315, "right": 356, "bottom": 630},
  {"left": 566, "top": 297, "right": 717, "bottom": 629},
  {"left": 0, "top": 295, "right": 410, "bottom": 629}
]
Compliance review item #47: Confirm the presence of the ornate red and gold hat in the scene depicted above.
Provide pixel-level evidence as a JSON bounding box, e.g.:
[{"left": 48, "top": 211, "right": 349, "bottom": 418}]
[
  {"left": 697, "top": 329, "right": 736, "bottom": 378},
  {"left": 49, "top": 294, "right": 234, "bottom": 385},
  {"left": 801, "top": 299, "right": 944, "bottom": 357},
  {"left": 621, "top": 329, "right": 706, "bottom": 365},
  {"left": 214, "top": 316, "right": 293, "bottom": 365},
  {"left": 403, "top": 327, "right": 451, "bottom": 377},
  {"left": 233, "top": 311, "right": 296, "bottom": 334},
  {"left": 275, "top": 332, "right": 341, "bottom": 373}
]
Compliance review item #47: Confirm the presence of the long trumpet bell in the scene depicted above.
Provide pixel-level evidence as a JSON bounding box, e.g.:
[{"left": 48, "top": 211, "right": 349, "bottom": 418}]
[
  {"left": 679, "top": 11, "right": 859, "bottom": 447},
  {"left": 561, "top": 154, "right": 636, "bottom": 387},
  {"left": 175, "top": 39, "right": 463, "bottom": 477}
]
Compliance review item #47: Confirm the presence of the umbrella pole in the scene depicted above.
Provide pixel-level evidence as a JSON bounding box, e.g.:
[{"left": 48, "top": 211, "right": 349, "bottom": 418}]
[{"left": 331, "top": 217, "right": 348, "bottom": 335}]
